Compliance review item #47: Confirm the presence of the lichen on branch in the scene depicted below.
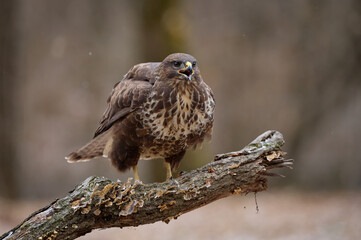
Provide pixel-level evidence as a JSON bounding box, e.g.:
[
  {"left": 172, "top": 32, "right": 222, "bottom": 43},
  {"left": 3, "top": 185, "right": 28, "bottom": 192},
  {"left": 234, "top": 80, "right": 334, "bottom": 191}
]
[{"left": 1, "top": 130, "right": 293, "bottom": 240}]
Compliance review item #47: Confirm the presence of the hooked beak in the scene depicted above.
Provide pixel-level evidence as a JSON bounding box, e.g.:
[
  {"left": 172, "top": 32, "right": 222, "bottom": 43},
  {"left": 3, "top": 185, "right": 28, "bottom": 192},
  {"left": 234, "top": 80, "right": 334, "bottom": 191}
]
[{"left": 178, "top": 61, "right": 194, "bottom": 80}]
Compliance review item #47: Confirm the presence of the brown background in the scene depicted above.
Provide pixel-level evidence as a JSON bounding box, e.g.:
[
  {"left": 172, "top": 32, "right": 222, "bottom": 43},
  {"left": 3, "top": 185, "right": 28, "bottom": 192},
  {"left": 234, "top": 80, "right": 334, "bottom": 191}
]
[{"left": 1, "top": 0, "right": 360, "bottom": 239}]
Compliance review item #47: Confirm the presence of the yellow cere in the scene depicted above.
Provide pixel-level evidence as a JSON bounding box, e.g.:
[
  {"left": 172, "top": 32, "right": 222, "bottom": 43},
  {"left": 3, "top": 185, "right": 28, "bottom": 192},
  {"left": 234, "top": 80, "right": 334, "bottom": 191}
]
[{"left": 185, "top": 61, "right": 192, "bottom": 68}]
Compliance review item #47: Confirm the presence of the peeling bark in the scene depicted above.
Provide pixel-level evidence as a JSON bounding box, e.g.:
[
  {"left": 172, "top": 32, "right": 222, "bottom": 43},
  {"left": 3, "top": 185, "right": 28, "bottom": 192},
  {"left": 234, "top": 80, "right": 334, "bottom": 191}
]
[{"left": 1, "top": 130, "right": 293, "bottom": 240}]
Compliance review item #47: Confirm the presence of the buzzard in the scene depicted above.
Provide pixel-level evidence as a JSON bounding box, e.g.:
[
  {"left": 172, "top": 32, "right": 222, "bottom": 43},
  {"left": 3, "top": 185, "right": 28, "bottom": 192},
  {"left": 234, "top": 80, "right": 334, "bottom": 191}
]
[{"left": 66, "top": 53, "right": 215, "bottom": 181}]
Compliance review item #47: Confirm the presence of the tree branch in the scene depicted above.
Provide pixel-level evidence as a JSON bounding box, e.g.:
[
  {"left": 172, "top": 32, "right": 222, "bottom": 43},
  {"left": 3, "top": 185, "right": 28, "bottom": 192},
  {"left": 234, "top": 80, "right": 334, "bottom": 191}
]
[{"left": 1, "top": 130, "right": 293, "bottom": 240}]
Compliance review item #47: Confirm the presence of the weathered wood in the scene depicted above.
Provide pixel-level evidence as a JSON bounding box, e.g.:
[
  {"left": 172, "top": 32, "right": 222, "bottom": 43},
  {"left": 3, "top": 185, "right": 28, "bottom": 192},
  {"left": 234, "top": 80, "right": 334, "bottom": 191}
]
[{"left": 1, "top": 130, "right": 293, "bottom": 240}]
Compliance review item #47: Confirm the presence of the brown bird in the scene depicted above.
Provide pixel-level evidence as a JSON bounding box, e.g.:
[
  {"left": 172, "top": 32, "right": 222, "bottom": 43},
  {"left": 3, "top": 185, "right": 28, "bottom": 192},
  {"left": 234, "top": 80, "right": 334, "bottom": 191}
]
[{"left": 66, "top": 53, "right": 215, "bottom": 181}]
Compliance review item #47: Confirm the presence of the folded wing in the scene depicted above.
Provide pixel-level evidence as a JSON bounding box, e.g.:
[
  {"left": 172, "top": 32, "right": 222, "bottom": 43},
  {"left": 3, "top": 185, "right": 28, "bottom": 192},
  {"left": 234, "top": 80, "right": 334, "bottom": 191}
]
[{"left": 66, "top": 62, "right": 159, "bottom": 162}]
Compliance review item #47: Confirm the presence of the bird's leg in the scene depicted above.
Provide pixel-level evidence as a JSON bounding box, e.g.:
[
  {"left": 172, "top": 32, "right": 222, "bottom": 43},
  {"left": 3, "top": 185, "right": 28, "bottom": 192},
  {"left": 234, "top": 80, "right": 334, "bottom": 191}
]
[
  {"left": 165, "top": 162, "right": 173, "bottom": 180},
  {"left": 164, "top": 150, "right": 185, "bottom": 181},
  {"left": 132, "top": 165, "right": 140, "bottom": 181}
]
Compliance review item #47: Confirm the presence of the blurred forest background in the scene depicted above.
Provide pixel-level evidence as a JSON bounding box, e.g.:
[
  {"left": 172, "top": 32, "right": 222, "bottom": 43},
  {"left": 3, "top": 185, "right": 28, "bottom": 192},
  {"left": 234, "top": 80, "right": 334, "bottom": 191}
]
[{"left": 1, "top": 0, "right": 360, "bottom": 239}]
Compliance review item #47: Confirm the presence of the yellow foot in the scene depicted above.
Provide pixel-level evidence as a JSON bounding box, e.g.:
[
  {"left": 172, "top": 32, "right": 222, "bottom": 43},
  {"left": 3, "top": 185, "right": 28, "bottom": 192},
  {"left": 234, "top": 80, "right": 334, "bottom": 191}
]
[
  {"left": 165, "top": 162, "right": 173, "bottom": 181},
  {"left": 132, "top": 165, "right": 140, "bottom": 181}
]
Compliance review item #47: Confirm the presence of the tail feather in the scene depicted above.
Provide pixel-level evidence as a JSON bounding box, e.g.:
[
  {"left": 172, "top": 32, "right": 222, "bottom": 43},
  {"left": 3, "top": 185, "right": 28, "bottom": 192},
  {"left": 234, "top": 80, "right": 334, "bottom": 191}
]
[{"left": 66, "top": 130, "right": 112, "bottom": 163}]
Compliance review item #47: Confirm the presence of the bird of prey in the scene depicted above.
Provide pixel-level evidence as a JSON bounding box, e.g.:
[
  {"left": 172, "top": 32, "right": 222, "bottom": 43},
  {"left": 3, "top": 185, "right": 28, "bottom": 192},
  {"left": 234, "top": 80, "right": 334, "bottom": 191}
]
[{"left": 66, "top": 53, "right": 215, "bottom": 181}]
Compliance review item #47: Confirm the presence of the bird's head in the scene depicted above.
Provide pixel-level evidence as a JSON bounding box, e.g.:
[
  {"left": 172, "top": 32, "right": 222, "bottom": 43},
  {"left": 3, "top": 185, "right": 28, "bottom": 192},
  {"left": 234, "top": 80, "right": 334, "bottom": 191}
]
[{"left": 159, "top": 53, "right": 199, "bottom": 82}]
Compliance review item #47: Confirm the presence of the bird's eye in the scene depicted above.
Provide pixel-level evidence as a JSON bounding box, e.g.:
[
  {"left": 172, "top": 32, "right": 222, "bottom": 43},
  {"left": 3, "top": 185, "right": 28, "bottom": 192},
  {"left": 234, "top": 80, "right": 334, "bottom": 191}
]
[
  {"left": 173, "top": 61, "right": 182, "bottom": 67},
  {"left": 192, "top": 61, "right": 197, "bottom": 68}
]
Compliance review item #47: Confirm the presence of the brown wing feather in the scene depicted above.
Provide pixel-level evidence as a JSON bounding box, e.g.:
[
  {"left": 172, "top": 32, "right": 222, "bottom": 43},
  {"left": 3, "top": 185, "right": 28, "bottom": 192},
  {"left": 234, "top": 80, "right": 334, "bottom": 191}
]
[{"left": 93, "top": 62, "right": 159, "bottom": 137}]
